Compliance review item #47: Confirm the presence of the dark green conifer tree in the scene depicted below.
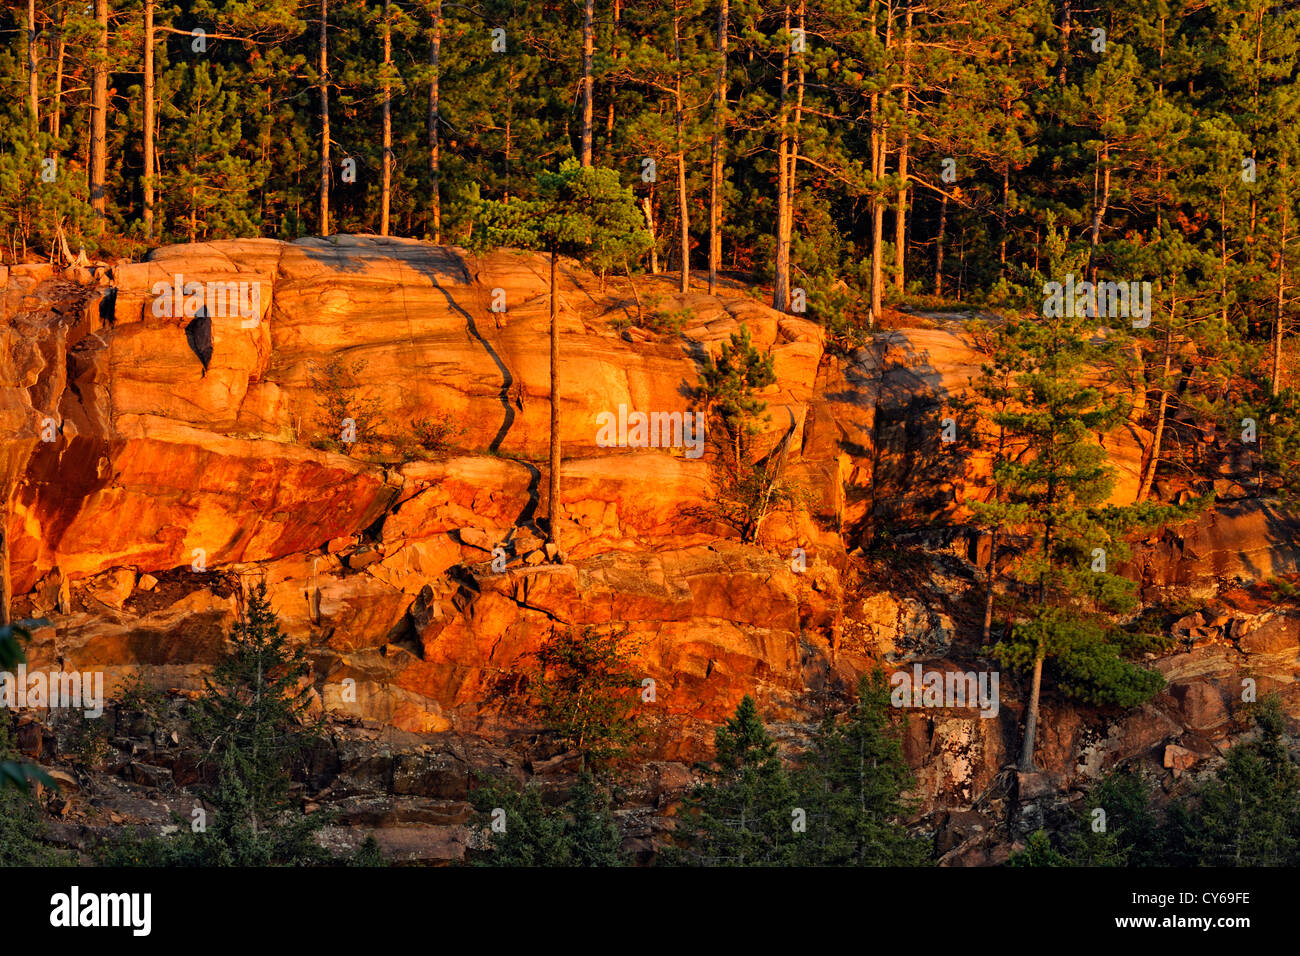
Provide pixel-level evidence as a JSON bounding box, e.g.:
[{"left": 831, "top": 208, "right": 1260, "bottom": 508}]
[{"left": 795, "top": 669, "right": 931, "bottom": 865}]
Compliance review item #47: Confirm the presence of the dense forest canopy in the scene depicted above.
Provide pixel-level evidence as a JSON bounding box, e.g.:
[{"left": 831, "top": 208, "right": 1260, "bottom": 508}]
[
  {"left": 0, "top": 2, "right": 1292, "bottom": 309},
  {"left": 2, "top": 0, "right": 1299, "bottom": 476}
]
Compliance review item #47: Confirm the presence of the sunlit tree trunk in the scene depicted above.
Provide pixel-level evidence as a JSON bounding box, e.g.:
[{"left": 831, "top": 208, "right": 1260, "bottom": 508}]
[
  {"left": 429, "top": 0, "right": 441, "bottom": 242},
  {"left": 580, "top": 0, "right": 594, "bottom": 165},
  {"left": 708, "top": 0, "right": 728, "bottom": 295},
  {"left": 894, "top": 1, "right": 913, "bottom": 292},
  {"left": 785, "top": 0, "right": 805, "bottom": 303},
  {"left": 318, "top": 0, "right": 331, "bottom": 235},
  {"left": 380, "top": 0, "right": 392, "bottom": 235},
  {"left": 934, "top": 194, "right": 947, "bottom": 296},
  {"left": 773, "top": 3, "right": 792, "bottom": 311},
  {"left": 673, "top": 13, "right": 689, "bottom": 293},
  {"left": 27, "top": 0, "right": 39, "bottom": 134},
  {"left": 90, "top": 0, "right": 109, "bottom": 229},
  {"left": 1138, "top": 299, "right": 1175, "bottom": 503},
  {"left": 51, "top": 4, "right": 66, "bottom": 139},
  {"left": 1273, "top": 187, "right": 1289, "bottom": 396},
  {"left": 0, "top": 491, "right": 11, "bottom": 628},
  {"left": 642, "top": 194, "right": 659, "bottom": 274},
  {"left": 143, "top": 0, "right": 156, "bottom": 238},
  {"left": 547, "top": 245, "right": 562, "bottom": 548},
  {"left": 1018, "top": 654, "right": 1044, "bottom": 771}
]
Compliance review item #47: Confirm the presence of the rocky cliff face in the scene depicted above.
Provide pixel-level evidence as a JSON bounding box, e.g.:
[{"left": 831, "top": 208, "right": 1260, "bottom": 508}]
[{"left": 4, "top": 237, "right": 1299, "bottom": 863}]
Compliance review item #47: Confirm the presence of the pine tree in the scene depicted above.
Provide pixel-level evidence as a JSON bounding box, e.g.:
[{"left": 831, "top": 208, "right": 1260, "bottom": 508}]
[
  {"left": 700, "top": 323, "right": 775, "bottom": 469},
  {"left": 698, "top": 323, "right": 795, "bottom": 542},
  {"left": 159, "top": 61, "right": 263, "bottom": 241},
  {"left": 1186, "top": 695, "right": 1300, "bottom": 866},
  {"left": 794, "top": 669, "right": 931, "bottom": 866},
  {"left": 1007, "top": 829, "right": 1068, "bottom": 866},
  {"left": 187, "top": 580, "right": 327, "bottom": 866},
  {"left": 715, "top": 694, "right": 777, "bottom": 770},
  {"left": 669, "top": 695, "right": 803, "bottom": 866},
  {"left": 971, "top": 247, "right": 1186, "bottom": 771},
  {"left": 471, "top": 160, "right": 649, "bottom": 549},
  {"left": 1060, "top": 768, "right": 1161, "bottom": 867},
  {"left": 473, "top": 770, "right": 629, "bottom": 866}
]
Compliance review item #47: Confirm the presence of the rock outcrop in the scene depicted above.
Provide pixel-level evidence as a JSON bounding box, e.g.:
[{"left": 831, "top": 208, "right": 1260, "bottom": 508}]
[{"left": 4, "top": 237, "right": 1300, "bottom": 863}]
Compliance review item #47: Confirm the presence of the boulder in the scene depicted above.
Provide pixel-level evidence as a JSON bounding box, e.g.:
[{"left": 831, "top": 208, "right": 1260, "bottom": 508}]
[
  {"left": 1163, "top": 743, "right": 1201, "bottom": 776},
  {"left": 1171, "top": 681, "right": 1229, "bottom": 732},
  {"left": 1016, "top": 771, "right": 1066, "bottom": 802},
  {"left": 84, "top": 567, "right": 136, "bottom": 610},
  {"left": 1240, "top": 614, "right": 1300, "bottom": 655}
]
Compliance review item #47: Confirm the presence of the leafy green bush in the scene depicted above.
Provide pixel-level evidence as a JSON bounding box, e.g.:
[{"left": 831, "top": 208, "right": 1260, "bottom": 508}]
[
  {"left": 117, "top": 669, "right": 168, "bottom": 720},
  {"left": 534, "top": 625, "right": 644, "bottom": 768},
  {"left": 307, "top": 356, "right": 384, "bottom": 455},
  {"left": 409, "top": 412, "right": 464, "bottom": 456}
]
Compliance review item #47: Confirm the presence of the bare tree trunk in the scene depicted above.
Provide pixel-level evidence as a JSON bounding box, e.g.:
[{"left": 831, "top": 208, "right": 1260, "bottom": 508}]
[
  {"left": 27, "top": 0, "right": 39, "bottom": 133},
  {"left": 1250, "top": 13, "right": 1262, "bottom": 237},
  {"left": 869, "top": 2, "right": 890, "bottom": 324},
  {"left": 380, "top": 0, "right": 392, "bottom": 236},
  {"left": 785, "top": 0, "right": 805, "bottom": 301},
  {"left": 90, "top": 0, "right": 108, "bottom": 229},
  {"left": 673, "top": 15, "right": 689, "bottom": 294},
  {"left": 708, "top": 0, "right": 728, "bottom": 296},
  {"left": 429, "top": 0, "right": 441, "bottom": 242},
  {"left": 604, "top": 0, "right": 620, "bottom": 161},
  {"left": 1156, "top": 17, "right": 1166, "bottom": 233},
  {"left": 51, "top": 4, "right": 66, "bottom": 139},
  {"left": 1273, "top": 189, "right": 1288, "bottom": 396},
  {"left": 981, "top": 529, "right": 996, "bottom": 645},
  {"left": 143, "top": 0, "right": 155, "bottom": 238},
  {"left": 675, "top": 139, "right": 689, "bottom": 292},
  {"left": 893, "top": 1, "right": 912, "bottom": 293},
  {"left": 642, "top": 194, "right": 658, "bottom": 274},
  {"left": 1000, "top": 162, "right": 1009, "bottom": 274},
  {"left": 1057, "top": 0, "right": 1071, "bottom": 86},
  {"left": 894, "top": 126, "right": 909, "bottom": 293},
  {"left": 623, "top": 255, "right": 643, "bottom": 323},
  {"left": 1018, "top": 654, "right": 1044, "bottom": 771},
  {"left": 869, "top": 122, "right": 886, "bottom": 325},
  {"left": 0, "top": 491, "right": 10, "bottom": 628},
  {"left": 983, "top": 412, "right": 1007, "bottom": 644},
  {"left": 504, "top": 100, "right": 512, "bottom": 200},
  {"left": 773, "top": 3, "right": 792, "bottom": 311},
  {"left": 547, "top": 246, "right": 562, "bottom": 549},
  {"left": 1138, "top": 307, "right": 1175, "bottom": 503},
  {"left": 580, "top": 0, "right": 594, "bottom": 166},
  {"left": 318, "top": 0, "right": 331, "bottom": 236},
  {"left": 1220, "top": 188, "right": 1230, "bottom": 327},
  {"left": 1089, "top": 143, "right": 1110, "bottom": 280},
  {"left": 934, "top": 193, "right": 947, "bottom": 296}
]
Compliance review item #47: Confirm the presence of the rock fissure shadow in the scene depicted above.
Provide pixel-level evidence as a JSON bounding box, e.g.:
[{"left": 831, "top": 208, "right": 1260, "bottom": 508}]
[
  {"left": 825, "top": 332, "right": 974, "bottom": 548},
  {"left": 295, "top": 237, "right": 541, "bottom": 530}
]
